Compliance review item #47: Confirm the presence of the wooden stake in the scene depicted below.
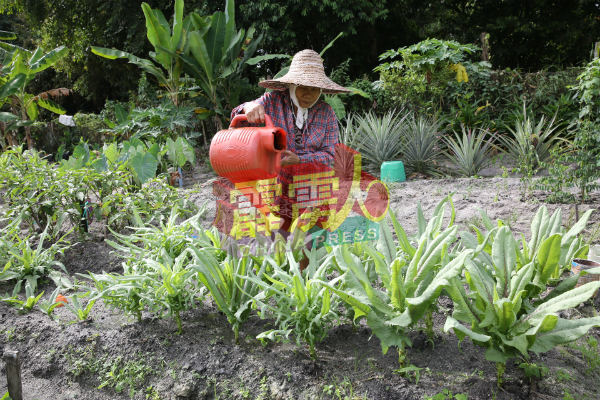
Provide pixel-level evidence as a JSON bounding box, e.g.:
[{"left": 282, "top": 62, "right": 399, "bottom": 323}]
[{"left": 4, "top": 350, "right": 23, "bottom": 400}]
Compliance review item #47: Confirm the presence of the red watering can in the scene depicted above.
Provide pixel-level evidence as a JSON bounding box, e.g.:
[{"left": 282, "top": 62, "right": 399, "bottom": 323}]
[{"left": 210, "top": 114, "right": 287, "bottom": 183}]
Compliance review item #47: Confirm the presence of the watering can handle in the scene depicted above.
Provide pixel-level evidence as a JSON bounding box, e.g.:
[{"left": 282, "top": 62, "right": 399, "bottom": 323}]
[{"left": 230, "top": 114, "right": 274, "bottom": 128}]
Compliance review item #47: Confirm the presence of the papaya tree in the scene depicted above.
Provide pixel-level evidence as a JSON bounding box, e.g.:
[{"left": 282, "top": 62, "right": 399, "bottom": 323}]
[{"left": 0, "top": 31, "right": 70, "bottom": 149}]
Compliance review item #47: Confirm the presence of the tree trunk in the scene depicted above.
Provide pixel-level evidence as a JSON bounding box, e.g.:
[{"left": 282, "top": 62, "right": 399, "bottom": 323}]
[{"left": 480, "top": 32, "right": 490, "bottom": 62}]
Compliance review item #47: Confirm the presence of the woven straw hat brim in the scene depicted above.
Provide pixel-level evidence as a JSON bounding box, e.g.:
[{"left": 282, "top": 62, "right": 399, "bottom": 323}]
[
  {"left": 259, "top": 76, "right": 351, "bottom": 94},
  {"left": 258, "top": 49, "right": 352, "bottom": 94}
]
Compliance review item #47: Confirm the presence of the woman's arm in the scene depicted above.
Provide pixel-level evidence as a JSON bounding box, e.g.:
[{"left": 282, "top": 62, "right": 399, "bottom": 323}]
[{"left": 231, "top": 91, "right": 275, "bottom": 124}]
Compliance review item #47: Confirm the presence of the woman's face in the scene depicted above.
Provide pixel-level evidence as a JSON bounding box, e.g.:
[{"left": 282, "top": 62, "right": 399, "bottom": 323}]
[{"left": 295, "top": 86, "right": 321, "bottom": 108}]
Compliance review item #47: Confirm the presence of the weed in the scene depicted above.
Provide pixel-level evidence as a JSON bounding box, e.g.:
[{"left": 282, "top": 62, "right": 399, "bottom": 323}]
[
  {"left": 168, "top": 360, "right": 179, "bottom": 380},
  {"left": 464, "top": 215, "right": 483, "bottom": 232},
  {"left": 394, "top": 365, "right": 423, "bottom": 384},
  {"left": 462, "top": 185, "right": 474, "bottom": 199},
  {"left": 518, "top": 360, "right": 548, "bottom": 381},
  {"left": 46, "top": 348, "right": 57, "bottom": 362},
  {"left": 424, "top": 389, "right": 467, "bottom": 400},
  {"left": 563, "top": 388, "right": 575, "bottom": 400},
  {"left": 505, "top": 211, "right": 519, "bottom": 228},
  {"left": 255, "top": 376, "right": 269, "bottom": 400},
  {"left": 584, "top": 220, "right": 600, "bottom": 246},
  {"left": 145, "top": 386, "right": 163, "bottom": 400},
  {"left": 556, "top": 370, "right": 574, "bottom": 382},
  {"left": 239, "top": 387, "right": 250, "bottom": 399},
  {"left": 63, "top": 335, "right": 155, "bottom": 398},
  {"left": 3, "top": 327, "right": 15, "bottom": 342},
  {"left": 210, "top": 336, "right": 224, "bottom": 346},
  {"left": 367, "top": 358, "right": 378, "bottom": 372},
  {"left": 568, "top": 335, "right": 600, "bottom": 375},
  {"left": 565, "top": 207, "right": 577, "bottom": 232},
  {"left": 286, "top": 372, "right": 292, "bottom": 381},
  {"left": 501, "top": 166, "right": 509, "bottom": 178},
  {"left": 97, "top": 356, "right": 154, "bottom": 397},
  {"left": 354, "top": 349, "right": 369, "bottom": 372}
]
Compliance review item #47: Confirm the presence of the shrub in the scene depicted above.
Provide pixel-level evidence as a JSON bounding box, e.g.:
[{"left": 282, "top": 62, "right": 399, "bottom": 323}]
[{"left": 376, "top": 39, "right": 484, "bottom": 112}]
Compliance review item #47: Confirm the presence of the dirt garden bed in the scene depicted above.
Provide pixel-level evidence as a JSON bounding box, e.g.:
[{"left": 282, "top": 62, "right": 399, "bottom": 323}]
[{"left": 2, "top": 173, "right": 600, "bottom": 400}]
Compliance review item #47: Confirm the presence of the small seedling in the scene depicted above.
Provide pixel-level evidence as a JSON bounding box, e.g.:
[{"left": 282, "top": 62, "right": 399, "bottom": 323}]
[
  {"left": 563, "top": 388, "right": 575, "bottom": 400},
  {"left": 38, "top": 287, "right": 65, "bottom": 321},
  {"left": 425, "top": 389, "right": 468, "bottom": 400},
  {"left": 2, "top": 281, "right": 44, "bottom": 314},
  {"left": 569, "top": 335, "right": 600, "bottom": 375},
  {"left": 394, "top": 364, "right": 423, "bottom": 384},
  {"left": 556, "top": 370, "right": 574, "bottom": 382},
  {"left": 63, "top": 294, "right": 95, "bottom": 322},
  {"left": 518, "top": 361, "right": 548, "bottom": 382}
]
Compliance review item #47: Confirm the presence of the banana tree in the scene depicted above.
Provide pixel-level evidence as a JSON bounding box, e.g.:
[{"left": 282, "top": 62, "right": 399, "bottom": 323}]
[
  {"left": 445, "top": 225, "right": 600, "bottom": 385},
  {"left": 92, "top": 0, "right": 196, "bottom": 106},
  {"left": 0, "top": 36, "right": 71, "bottom": 149},
  {"left": 163, "top": 0, "right": 277, "bottom": 129}
]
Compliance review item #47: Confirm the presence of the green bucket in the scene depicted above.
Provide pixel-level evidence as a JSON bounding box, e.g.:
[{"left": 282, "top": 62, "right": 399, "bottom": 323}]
[{"left": 381, "top": 161, "right": 406, "bottom": 183}]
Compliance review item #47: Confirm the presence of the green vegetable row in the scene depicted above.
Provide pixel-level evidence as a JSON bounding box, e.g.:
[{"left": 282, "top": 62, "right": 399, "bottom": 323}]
[{"left": 2, "top": 191, "right": 599, "bottom": 386}]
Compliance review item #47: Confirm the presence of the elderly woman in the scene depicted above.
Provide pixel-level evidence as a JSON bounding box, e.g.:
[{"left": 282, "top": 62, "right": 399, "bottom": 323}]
[
  {"left": 231, "top": 49, "right": 350, "bottom": 167},
  {"left": 231, "top": 50, "right": 350, "bottom": 268}
]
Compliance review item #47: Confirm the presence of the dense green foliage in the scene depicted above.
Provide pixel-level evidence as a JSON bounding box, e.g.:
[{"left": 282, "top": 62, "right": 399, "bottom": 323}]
[
  {"left": 537, "top": 58, "right": 600, "bottom": 203},
  {"left": 1, "top": 0, "right": 598, "bottom": 113}
]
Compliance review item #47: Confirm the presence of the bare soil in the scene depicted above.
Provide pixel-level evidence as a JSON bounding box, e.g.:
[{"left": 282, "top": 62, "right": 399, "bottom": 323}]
[{"left": 2, "top": 171, "right": 600, "bottom": 400}]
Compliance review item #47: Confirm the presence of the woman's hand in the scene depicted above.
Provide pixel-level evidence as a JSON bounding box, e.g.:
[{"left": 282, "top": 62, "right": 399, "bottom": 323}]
[
  {"left": 281, "top": 150, "right": 300, "bottom": 166},
  {"left": 242, "top": 101, "right": 265, "bottom": 124}
]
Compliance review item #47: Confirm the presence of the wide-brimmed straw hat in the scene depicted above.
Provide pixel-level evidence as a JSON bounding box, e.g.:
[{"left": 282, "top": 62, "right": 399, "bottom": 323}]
[{"left": 259, "top": 49, "right": 351, "bottom": 94}]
